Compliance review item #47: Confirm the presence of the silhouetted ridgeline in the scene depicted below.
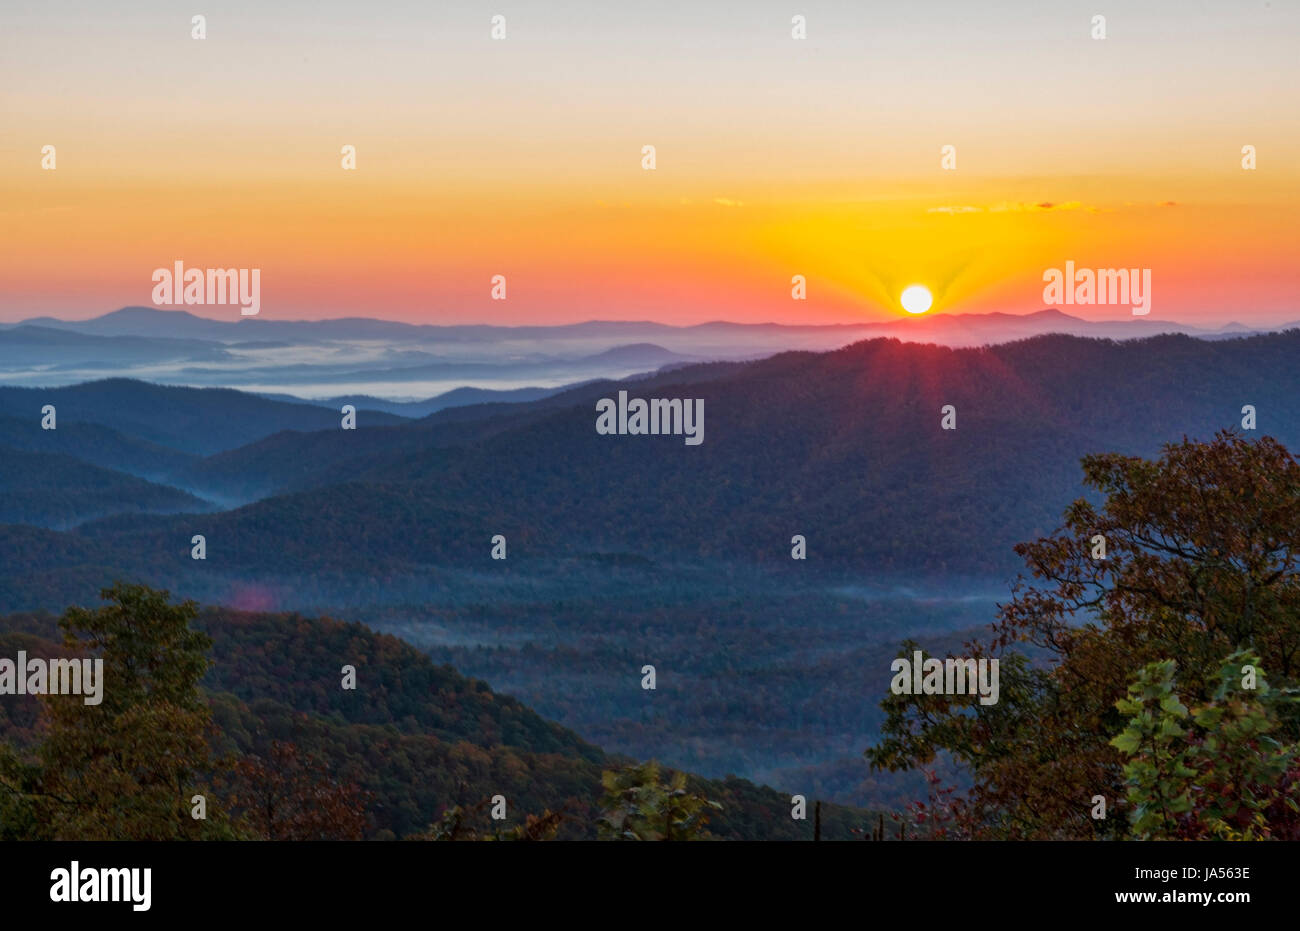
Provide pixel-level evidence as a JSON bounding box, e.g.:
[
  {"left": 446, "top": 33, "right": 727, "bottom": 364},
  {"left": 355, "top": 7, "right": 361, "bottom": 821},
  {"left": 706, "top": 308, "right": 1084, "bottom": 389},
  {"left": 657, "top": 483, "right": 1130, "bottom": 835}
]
[{"left": 1, "top": 331, "right": 1299, "bottom": 605}]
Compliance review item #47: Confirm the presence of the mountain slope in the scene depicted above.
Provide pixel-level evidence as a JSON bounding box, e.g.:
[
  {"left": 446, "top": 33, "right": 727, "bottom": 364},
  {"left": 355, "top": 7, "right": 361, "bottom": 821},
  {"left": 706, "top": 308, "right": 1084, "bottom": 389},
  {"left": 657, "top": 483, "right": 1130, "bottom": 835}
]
[
  {"left": 0, "top": 604, "right": 869, "bottom": 839},
  {"left": 167, "top": 362, "right": 749, "bottom": 501},
  {"left": 0, "top": 446, "right": 210, "bottom": 528},
  {"left": 0, "top": 415, "right": 196, "bottom": 480},
  {"left": 0, "top": 379, "right": 407, "bottom": 456},
  {"left": 3, "top": 331, "right": 1300, "bottom": 599}
]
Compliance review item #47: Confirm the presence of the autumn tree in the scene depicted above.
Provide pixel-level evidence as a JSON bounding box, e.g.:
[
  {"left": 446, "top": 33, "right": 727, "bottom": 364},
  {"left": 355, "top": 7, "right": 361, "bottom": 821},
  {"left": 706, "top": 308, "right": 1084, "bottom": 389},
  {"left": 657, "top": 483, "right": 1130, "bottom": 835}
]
[
  {"left": 868, "top": 432, "right": 1300, "bottom": 839},
  {"left": 225, "top": 740, "right": 369, "bottom": 840},
  {"left": 0, "top": 743, "right": 46, "bottom": 840},
  {"left": 419, "top": 798, "right": 565, "bottom": 841},
  {"left": 597, "top": 761, "right": 721, "bottom": 840},
  {"left": 1111, "top": 650, "right": 1300, "bottom": 840},
  {"left": 38, "top": 582, "right": 233, "bottom": 839}
]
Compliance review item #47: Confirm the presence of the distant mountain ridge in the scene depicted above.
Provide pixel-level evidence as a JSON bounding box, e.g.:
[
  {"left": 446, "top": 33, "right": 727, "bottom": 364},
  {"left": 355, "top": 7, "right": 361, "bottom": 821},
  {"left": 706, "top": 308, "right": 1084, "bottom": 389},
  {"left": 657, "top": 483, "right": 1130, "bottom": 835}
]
[
  {"left": 4, "top": 328, "right": 1300, "bottom": 604},
  {"left": 8, "top": 305, "right": 1291, "bottom": 347},
  {"left": 5, "top": 306, "right": 1294, "bottom": 402},
  {"left": 0, "top": 380, "right": 407, "bottom": 457}
]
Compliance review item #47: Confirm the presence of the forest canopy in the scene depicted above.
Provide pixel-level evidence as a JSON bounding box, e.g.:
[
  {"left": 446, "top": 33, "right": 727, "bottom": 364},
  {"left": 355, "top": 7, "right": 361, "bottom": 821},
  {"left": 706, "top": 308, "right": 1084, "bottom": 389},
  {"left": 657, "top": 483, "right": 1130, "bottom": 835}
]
[{"left": 867, "top": 431, "right": 1300, "bottom": 840}]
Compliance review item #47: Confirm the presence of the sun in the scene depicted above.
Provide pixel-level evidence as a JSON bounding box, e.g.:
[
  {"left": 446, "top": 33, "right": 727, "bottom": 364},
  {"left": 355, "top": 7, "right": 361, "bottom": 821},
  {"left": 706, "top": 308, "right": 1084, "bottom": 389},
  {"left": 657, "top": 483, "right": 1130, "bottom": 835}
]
[{"left": 900, "top": 285, "right": 933, "bottom": 314}]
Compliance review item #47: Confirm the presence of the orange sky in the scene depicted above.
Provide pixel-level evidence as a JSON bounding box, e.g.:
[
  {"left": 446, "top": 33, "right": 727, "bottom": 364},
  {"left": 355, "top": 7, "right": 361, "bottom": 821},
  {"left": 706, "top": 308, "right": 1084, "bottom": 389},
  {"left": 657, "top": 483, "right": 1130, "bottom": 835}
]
[{"left": 2, "top": 1, "right": 1297, "bottom": 326}]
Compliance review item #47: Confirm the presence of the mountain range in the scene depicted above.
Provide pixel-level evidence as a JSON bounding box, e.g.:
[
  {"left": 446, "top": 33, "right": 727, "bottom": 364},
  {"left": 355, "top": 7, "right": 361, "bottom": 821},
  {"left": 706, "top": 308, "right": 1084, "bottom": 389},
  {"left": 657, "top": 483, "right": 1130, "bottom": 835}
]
[
  {"left": 4, "top": 323, "right": 1300, "bottom": 806},
  {"left": 2, "top": 306, "right": 1291, "bottom": 400},
  {"left": 9, "top": 305, "right": 1286, "bottom": 346},
  {"left": 4, "top": 328, "right": 1299, "bottom": 576}
]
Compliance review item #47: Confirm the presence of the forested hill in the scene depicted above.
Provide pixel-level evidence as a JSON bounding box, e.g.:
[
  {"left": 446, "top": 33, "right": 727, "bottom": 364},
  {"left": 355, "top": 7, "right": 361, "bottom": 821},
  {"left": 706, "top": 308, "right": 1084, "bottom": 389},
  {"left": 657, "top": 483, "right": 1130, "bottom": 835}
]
[
  {"left": 0, "top": 379, "right": 406, "bottom": 456},
  {"left": 0, "top": 603, "right": 868, "bottom": 840},
  {"left": 3, "top": 330, "right": 1300, "bottom": 608}
]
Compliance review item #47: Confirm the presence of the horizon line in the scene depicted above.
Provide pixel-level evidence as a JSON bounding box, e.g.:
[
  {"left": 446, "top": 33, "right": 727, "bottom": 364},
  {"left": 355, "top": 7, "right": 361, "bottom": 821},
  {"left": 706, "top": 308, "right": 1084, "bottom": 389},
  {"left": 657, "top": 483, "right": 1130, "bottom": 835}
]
[{"left": 6, "top": 305, "right": 1293, "bottom": 333}]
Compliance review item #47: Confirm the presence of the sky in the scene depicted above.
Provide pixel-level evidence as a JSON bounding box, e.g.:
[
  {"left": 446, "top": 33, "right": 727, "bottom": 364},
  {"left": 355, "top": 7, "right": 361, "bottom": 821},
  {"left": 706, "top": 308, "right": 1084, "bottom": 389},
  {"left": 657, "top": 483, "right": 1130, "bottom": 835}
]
[{"left": 2, "top": 0, "right": 1297, "bottom": 326}]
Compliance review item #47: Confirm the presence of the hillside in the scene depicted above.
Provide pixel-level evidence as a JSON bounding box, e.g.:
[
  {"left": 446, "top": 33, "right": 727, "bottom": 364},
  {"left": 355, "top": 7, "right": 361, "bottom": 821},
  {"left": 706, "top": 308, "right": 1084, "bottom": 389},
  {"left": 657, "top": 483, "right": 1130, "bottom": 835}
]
[
  {"left": 0, "top": 415, "right": 196, "bottom": 481},
  {"left": 3, "top": 330, "right": 1297, "bottom": 598},
  {"left": 4, "top": 331, "right": 1299, "bottom": 805},
  {"left": 0, "top": 379, "right": 408, "bottom": 456},
  {"left": 0, "top": 447, "right": 210, "bottom": 528},
  {"left": 0, "top": 604, "right": 868, "bottom": 840}
]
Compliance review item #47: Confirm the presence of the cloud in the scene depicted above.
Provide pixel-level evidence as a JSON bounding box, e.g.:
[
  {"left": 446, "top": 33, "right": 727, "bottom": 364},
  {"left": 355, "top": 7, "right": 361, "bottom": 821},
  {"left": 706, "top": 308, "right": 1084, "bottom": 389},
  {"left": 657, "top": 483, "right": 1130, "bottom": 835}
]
[
  {"left": 930, "top": 200, "right": 1180, "bottom": 216},
  {"left": 991, "top": 200, "right": 1101, "bottom": 213},
  {"left": 928, "top": 201, "right": 1110, "bottom": 215}
]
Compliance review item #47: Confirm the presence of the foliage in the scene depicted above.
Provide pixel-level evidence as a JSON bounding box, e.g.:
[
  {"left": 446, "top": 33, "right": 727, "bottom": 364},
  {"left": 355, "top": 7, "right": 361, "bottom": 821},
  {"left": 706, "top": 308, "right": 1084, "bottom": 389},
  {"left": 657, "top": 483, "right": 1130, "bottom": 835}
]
[
  {"left": 418, "top": 798, "right": 565, "bottom": 841},
  {"left": 224, "top": 740, "right": 370, "bottom": 840},
  {"left": 903, "top": 768, "right": 976, "bottom": 841},
  {"left": 868, "top": 432, "right": 1300, "bottom": 839},
  {"left": 0, "top": 589, "right": 873, "bottom": 840},
  {"left": 597, "top": 761, "right": 722, "bottom": 841},
  {"left": 1111, "top": 651, "right": 1300, "bottom": 840},
  {"left": 37, "top": 582, "right": 234, "bottom": 839}
]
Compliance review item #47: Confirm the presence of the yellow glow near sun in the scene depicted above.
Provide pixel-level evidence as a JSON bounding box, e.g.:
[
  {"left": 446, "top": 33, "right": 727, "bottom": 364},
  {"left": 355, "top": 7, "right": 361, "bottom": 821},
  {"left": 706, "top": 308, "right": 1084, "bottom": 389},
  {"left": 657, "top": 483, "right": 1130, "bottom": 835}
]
[{"left": 900, "top": 285, "right": 933, "bottom": 314}]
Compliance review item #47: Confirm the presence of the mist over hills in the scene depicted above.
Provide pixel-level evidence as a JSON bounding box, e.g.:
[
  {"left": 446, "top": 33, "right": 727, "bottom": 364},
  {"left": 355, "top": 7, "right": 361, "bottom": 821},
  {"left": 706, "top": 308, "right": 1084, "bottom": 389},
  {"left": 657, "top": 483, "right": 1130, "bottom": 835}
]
[
  {"left": 1, "top": 306, "right": 1286, "bottom": 400},
  {"left": 11, "top": 305, "right": 1280, "bottom": 346},
  {"left": 0, "top": 380, "right": 405, "bottom": 457},
  {"left": 0, "top": 604, "right": 870, "bottom": 839},
  {"left": 0, "top": 324, "right": 233, "bottom": 369},
  {"left": 4, "top": 324, "right": 1299, "bottom": 806},
  {"left": 0, "top": 447, "right": 211, "bottom": 529},
  {"left": 0, "top": 414, "right": 196, "bottom": 479},
  {"left": 3, "top": 328, "right": 1299, "bottom": 585},
  {"left": 256, "top": 384, "right": 575, "bottom": 418}
]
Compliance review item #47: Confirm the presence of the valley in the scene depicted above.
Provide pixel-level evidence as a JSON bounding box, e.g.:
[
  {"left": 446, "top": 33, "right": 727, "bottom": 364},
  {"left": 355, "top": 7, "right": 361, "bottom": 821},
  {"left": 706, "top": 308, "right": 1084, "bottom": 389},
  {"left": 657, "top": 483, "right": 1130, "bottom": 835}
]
[{"left": 3, "top": 323, "right": 1299, "bottom": 812}]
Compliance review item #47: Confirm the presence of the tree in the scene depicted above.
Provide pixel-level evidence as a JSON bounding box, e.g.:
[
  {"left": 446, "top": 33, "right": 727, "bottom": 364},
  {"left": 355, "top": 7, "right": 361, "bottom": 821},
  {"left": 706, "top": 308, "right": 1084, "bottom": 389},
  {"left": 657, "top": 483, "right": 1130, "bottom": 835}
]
[
  {"left": 597, "top": 761, "right": 721, "bottom": 841},
  {"left": 225, "top": 740, "right": 369, "bottom": 840},
  {"left": 867, "top": 433, "right": 1300, "bottom": 839},
  {"left": 420, "top": 799, "right": 565, "bottom": 841},
  {"left": 1111, "top": 650, "right": 1300, "bottom": 840},
  {"left": 37, "top": 582, "right": 232, "bottom": 839},
  {"left": 0, "top": 743, "right": 46, "bottom": 840}
]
